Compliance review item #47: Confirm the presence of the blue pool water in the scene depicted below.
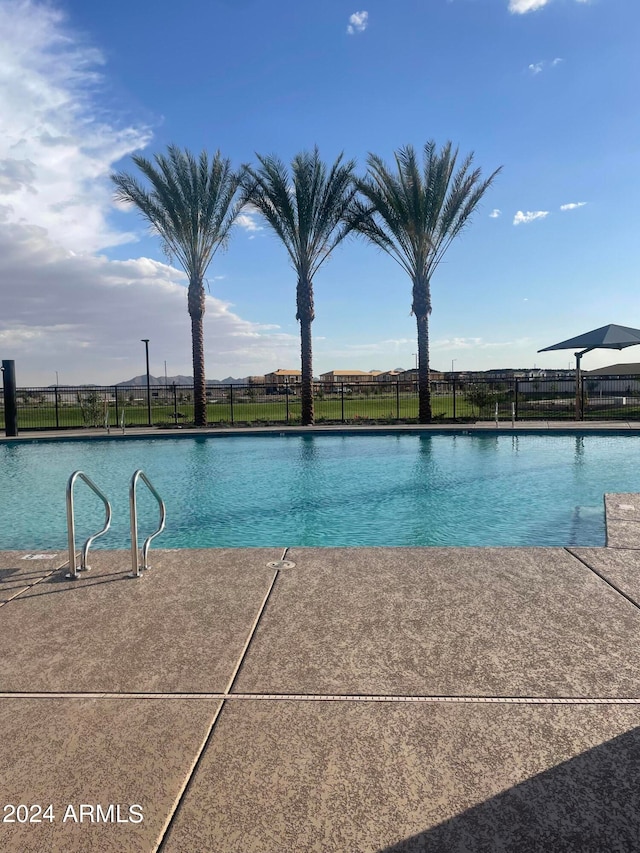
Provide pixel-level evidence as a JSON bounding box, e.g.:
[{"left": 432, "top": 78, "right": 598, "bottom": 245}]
[{"left": 0, "top": 432, "right": 638, "bottom": 550}]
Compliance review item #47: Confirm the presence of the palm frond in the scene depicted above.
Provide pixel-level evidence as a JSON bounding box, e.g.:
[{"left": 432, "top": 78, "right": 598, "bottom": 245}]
[
  {"left": 242, "top": 148, "right": 357, "bottom": 280},
  {"left": 111, "top": 146, "right": 242, "bottom": 283},
  {"left": 352, "top": 140, "right": 500, "bottom": 288}
]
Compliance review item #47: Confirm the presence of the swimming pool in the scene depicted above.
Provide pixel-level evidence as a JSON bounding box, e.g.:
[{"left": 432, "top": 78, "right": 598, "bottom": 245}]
[{"left": 0, "top": 432, "right": 638, "bottom": 550}]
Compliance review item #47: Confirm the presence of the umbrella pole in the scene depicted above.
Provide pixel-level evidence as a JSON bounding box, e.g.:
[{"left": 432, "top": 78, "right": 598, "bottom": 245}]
[{"left": 574, "top": 348, "right": 594, "bottom": 420}]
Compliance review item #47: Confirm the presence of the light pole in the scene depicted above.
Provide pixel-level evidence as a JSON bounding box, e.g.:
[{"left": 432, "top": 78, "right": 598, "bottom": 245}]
[
  {"left": 412, "top": 352, "right": 418, "bottom": 370},
  {"left": 55, "top": 370, "right": 59, "bottom": 386},
  {"left": 141, "top": 339, "right": 151, "bottom": 426},
  {"left": 451, "top": 359, "right": 456, "bottom": 374}
]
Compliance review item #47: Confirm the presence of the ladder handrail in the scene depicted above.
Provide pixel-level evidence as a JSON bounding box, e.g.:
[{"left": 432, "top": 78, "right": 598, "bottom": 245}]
[
  {"left": 66, "top": 471, "right": 112, "bottom": 579},
  {"left": 130, "top": 470, "right": 166, "bottom": 577}
]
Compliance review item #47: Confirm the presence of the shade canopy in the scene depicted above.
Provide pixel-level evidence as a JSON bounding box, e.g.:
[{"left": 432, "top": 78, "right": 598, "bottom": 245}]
[
  {"left": 538, "top": 324, "right": 640, "bottom": 420},
  {"left": 538, "top": 324, "right": 640, "bottom": 354}
]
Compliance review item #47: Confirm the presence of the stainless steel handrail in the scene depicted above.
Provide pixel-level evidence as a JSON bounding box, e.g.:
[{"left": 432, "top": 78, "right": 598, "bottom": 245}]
[
  {"left": 129, "top": 470, "right": 166, "bottom": 577},
  {"left": 66, "top": 471, "right": 112, "bottom": 579}
]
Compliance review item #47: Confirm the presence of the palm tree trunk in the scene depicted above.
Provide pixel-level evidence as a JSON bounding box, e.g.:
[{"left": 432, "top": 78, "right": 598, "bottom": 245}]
[
  {"left": 189, "top": 278, "right": 207, "bottom": 427},
  {"left": 297, "top": 275, "right": 315, "bottom": 426},
  {"left": 299, "top": 317, "right": 314, "bottom": 425},
  {"left": 416, "top": 313, "right": 432, "bottom": 423}
]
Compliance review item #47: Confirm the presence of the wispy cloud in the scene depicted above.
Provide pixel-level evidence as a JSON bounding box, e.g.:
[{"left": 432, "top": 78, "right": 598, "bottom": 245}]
[
  {"left": 489, "top": 209, "right": 501, "bottom": 219},
  {"left": 560, "top": 201, "right": 587, "bottom": 211},
  {"left": 347, "top": 11, "right": 368, "bottom": 34},
  {"left": 343, "top": 338, "right": 413, "bottom": 351},
  {"left": 0, "top": 0, "right": 299, "bottom": 384},
  {"left": 433, "top": 337, "right": 532, "bottom": 350},
  {"left": 0, "top": 0, "right": 151, "bottom": 252},
  {"left": 513, "top": 210, "right": 549, "bottom": 226},
  {"left": 528, "top": 57, "right": 563, "bottom": 75}
]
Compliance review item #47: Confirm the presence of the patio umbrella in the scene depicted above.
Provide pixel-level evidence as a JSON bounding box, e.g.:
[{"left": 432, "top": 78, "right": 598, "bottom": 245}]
[{"left": 538, "top": 324, "right": 640, "bottom": 418}]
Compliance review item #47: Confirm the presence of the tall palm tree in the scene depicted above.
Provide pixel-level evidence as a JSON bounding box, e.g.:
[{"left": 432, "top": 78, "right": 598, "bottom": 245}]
[
  {"left": 111, "top": 145, "right": 243, "bottom": 427},
  {"left": 351, "top": 141, "right": 501, "bottom": 423},
  {"left": 242, "top": 147, "right": 357, "bottom": 425}
]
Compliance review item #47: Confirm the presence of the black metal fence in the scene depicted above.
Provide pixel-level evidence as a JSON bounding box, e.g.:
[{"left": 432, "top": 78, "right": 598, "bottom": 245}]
[{"left": 2, "top": 376, "right": 640, "bottom": 431}]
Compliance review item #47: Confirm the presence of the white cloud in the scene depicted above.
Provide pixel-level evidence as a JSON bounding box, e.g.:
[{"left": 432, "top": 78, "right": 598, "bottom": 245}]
[
  {"left": 509, "top": 0, "right": 551, "bottom": 12},
  {"left": 510, "top": 0, "right": 586, "bottom": 12},
  {"left": 347, "top": 10, "right": 368, "bottom": 34},
  {"left": 0, "top": 0, "right": 151, "bottom": 252},
  {"left": 0, "top": 220, "right": 298, "bottom": 383},
  {"left": 560, "top": 201, "right": 587, "bottom": 211},
  {"left": 236, "top": 212, "right": 263, "bottom": 233},
  {"left": 513, "top": 210, "right": 549, "bottom": 225},
  {"left": 528, "top": 58, "right": 563, "bottom": 75},
  {"left": 489, "top": 209, "right": 501, "bottom": 219},
  {"left": 0, "top": 0, "right": 298, "bottom": 384}
]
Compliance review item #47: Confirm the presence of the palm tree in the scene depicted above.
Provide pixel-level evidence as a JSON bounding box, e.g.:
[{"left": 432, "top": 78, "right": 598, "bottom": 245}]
[
  {"left": 242, "top": 147, "right": 357, "bottom": 425},
  {"left": 111, "top": 145, "right": 243, "bottom": 427},
  {"left": 351, "top": 141, "right": 501, "bottom": 423}
]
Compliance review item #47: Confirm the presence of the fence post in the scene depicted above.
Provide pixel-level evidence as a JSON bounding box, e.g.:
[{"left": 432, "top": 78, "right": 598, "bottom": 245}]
[
  {"left": 396, "top": 380, "right": 400, "bottom": 421},
  {"left": 1, "top": 360, "right": 18, "bottom": 436},
  {"left": 452, "top": 379, "right": 456, "bottom": 420},
  {"left": 341, "top": 383, "right": 345, "bottom": 423},
  {"left": 173, "top": 383, "right": 177, "bottom": 425},
  {"left": 286, "top": 387, "right": 290, "bottom": 423},
  {"left": 514, "top": 379, "right": 519, "bottom": 421},
  {"left": 54, "top": 386, "right": 60, "bottom": 429},
  {"left": 580, "top": 375, "right": 585, "bottom": 420},
  {"left": 229, "top": 384, "right": 234, "bottom": 425},
  {"left": 114, "top": 387, "right": 119, "bottom": 430}
]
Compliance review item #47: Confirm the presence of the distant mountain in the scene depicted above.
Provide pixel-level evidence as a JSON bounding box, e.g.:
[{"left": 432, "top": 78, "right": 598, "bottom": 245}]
[{"left": 116, "top": 374, "right": 247, "bottom": 387}]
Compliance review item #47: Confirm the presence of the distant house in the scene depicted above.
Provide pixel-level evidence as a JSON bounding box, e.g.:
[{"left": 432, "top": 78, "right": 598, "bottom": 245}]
[
  {"left": 585, "top": 363, "right": 640, "bottom": 376},
  {"left": 264, "top": 369, "right": 301, "bottom": 385},
  {"left": 248, "top": 369, "right": 301, "bottom": 387},
  {"left": 319, "top": 370, "right": 382, "bottom": 384},
  {"left": 583, "top": 363, "right": 640, "bottom": 394},
  {"left": 376, "top": 370, "right": 402, "bottom": 382},
  {"left": 398, "top": 368, "right": 445, "bottom": 382}
]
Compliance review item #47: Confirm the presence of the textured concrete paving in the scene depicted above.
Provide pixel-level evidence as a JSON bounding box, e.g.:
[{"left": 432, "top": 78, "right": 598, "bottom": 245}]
[
  {"left": 0, "top": 551, "right": 66, "bottom": 605},
  {"left": 604, "top": 493, "right": 640, "bottom": 548},
  {"left": 2, "top": 544, "right": 640, "bottom": 852},
  {"left": 571, "top": 546, "right": 640, "bottom": 606},
  {"left": 162, "top": 700, "right": 640, "bottom": 853},
  {"left": 0, "top": 696, "right": 221, "bottom": 853},
  {"left": 0, "top": 548, "right": 279, "bottom": 692},
  {"left": 234, "top": 547, "right": 640, "bottom": 697}
]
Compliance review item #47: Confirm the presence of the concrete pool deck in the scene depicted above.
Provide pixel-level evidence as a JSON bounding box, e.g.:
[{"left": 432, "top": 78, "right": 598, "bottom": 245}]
[
  {"left": 3, "top": 418, "right": 640, "bottom": 443},
  {"left": 2, "top": 544, "right": 640, "bottom": 851}
]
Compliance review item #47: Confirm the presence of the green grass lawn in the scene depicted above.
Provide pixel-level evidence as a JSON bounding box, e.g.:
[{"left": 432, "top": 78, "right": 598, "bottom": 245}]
[{"left": 5, "top": 393, "right": 640, "bottom": 430}]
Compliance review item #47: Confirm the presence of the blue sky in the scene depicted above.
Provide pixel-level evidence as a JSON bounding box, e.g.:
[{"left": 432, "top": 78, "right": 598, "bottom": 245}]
[{"left": 0, "top": 0, "right": 638, "bottom": 384}]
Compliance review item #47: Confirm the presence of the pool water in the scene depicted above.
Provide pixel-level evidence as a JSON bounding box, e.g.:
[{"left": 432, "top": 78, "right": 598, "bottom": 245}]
[{"left": 0, "top": 433, "right": 637, "bottom": 550}]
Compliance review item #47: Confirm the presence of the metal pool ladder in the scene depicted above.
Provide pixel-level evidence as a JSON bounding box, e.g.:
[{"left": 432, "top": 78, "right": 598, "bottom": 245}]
[
  {"left": 66, "top": 471, "right": 112, "bottom": 579},
  {"left": 129, "top": 470, "right": 166, "bottom": 578},
  {"left": 65, "top": 469, "right": 165, "bottom": 580}
]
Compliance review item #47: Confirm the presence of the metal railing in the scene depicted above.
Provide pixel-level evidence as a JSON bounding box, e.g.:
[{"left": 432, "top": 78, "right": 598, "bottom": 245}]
[
  {"left": 5, "top": 375, "right": 640, "bottom": 430},
  {"left": 129, "top": 470, "right": 166, "bottom": 578},
  {"left": 65, "top": 471, "right": 112, "bottom": 579}
]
